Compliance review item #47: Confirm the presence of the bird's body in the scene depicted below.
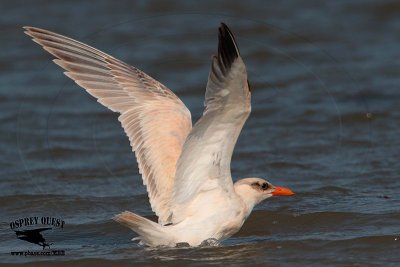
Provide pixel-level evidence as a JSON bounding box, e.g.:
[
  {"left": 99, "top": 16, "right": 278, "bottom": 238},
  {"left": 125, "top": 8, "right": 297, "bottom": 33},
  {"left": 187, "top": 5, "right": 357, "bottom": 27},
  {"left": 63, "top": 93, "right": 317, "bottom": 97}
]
[
  {"left": 24, "top": 23, "right": 294, "bottom": 247},
  {"left": 117, "top": 187, "right": 247, "bottom": 246}
]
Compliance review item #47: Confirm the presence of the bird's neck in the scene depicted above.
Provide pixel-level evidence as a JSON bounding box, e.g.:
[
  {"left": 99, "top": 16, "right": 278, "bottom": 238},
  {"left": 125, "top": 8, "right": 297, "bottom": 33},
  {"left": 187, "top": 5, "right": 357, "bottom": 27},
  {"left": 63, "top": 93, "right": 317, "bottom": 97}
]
[{"left": 233, "top": 185, "right": 259, "bottom": 218}]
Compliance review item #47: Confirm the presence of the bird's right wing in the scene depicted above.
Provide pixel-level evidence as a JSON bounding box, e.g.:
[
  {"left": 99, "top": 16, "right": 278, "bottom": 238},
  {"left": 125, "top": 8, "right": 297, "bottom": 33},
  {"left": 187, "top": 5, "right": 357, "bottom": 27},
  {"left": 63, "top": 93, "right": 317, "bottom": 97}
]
[
  {"left": 24, "top": 27, "right": 192, "bottom": 224},
  {"left": 171, "top": 23, "right": 251, "bottom": 214}
]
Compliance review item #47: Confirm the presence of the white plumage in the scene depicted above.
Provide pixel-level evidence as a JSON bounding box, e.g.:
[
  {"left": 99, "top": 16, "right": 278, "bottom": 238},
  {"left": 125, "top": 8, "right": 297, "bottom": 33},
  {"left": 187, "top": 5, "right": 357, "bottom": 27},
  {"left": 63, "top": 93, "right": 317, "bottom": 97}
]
[{"left": 24, "top": 23, "right": 294, "bottom": 247}]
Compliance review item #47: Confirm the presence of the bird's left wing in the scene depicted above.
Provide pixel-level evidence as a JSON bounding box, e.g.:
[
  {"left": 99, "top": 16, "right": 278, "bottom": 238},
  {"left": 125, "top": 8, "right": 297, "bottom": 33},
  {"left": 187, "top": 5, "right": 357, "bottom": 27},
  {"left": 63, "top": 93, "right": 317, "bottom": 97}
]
[{"left": 171, "top": 23, "right": 251, "bottom": 210}]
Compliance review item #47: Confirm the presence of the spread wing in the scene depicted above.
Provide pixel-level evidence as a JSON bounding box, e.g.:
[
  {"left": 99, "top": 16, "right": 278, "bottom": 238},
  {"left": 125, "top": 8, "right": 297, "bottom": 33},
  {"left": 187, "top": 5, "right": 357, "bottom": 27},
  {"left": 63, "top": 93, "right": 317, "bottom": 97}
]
[
  {"left": 24, "top": 27, "right": 192, "bottom": 224},
  {"left": 172, "top": 23, "right": 251, "bottom": 211}
]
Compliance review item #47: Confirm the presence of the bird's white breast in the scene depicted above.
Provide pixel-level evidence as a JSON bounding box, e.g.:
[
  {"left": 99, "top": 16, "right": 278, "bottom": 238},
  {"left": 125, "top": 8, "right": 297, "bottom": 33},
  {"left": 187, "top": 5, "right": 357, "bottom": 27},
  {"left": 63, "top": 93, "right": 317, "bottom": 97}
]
[{"left": 171, "top": 188, "right": 247, "bottom": 246}]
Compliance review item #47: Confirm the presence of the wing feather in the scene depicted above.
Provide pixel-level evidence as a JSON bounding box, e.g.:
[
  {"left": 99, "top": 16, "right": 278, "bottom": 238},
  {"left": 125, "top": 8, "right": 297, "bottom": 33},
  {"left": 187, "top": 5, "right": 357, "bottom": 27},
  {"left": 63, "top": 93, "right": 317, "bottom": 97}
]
[
  {"left": 172, "top": 23, "right": 251, "bottom": 216},
  {"left": 24, "top": 26, "right": 192, "bottom": 224}
]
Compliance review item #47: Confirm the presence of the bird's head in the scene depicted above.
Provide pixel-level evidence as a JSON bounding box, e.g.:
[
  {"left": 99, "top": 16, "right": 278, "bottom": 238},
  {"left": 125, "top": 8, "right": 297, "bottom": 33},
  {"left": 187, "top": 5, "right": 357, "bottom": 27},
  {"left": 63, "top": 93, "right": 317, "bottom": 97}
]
[{"left": 234, "top": 178, "right": 294, "bottom": 211}]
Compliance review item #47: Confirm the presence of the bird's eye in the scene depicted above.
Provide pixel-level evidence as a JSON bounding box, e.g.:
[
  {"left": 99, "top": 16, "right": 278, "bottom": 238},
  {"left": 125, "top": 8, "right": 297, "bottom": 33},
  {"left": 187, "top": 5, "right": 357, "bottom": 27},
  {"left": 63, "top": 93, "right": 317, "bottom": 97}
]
[{"left": 261, "top": 183, "right": 268, "bottom": 190}]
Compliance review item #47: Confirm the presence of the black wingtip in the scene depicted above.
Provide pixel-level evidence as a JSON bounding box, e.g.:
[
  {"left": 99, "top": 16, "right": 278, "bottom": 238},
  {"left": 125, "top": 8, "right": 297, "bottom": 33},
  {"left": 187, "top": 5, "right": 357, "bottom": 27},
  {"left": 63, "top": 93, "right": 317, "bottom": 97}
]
[{"left": 218, "top": 23, "right": 240, "bottom": 73}]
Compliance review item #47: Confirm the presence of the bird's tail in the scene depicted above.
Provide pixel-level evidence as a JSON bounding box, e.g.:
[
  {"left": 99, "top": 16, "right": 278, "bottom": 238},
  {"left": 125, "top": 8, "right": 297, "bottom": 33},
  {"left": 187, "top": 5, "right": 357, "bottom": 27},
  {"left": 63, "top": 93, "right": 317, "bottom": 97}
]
[{"left": 113, "top": 211, "right": 173, "bottom": 247}]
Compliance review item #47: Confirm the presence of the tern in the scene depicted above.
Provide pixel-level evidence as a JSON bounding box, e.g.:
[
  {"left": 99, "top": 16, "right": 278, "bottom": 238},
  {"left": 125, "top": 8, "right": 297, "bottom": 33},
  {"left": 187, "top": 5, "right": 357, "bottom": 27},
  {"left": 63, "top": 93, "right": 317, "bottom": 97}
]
[{"left": 24, "top": 23, "right": 294, "bottom": 247}]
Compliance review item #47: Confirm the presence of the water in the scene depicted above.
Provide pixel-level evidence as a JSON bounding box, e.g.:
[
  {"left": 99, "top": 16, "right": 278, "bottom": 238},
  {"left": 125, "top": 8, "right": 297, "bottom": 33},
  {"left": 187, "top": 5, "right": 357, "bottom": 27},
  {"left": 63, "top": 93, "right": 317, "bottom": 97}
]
[{"left": 1, "top": 0, "right": 399, "bottom": 266}]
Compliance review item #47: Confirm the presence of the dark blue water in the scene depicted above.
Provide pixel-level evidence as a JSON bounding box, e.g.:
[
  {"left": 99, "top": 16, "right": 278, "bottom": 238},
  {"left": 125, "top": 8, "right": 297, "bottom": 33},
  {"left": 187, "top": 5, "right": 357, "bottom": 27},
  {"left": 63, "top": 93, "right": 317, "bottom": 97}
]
[{"left": 1, "top": 0, "right": 399, "bottom": 266}]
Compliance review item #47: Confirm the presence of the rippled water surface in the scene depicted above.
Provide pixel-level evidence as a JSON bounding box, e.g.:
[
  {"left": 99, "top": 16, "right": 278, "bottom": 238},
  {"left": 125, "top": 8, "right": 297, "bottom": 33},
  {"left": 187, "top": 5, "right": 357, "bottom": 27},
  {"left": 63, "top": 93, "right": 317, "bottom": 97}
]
[{"left": 1, "top": 0, "right": 399, "bottom": 266}]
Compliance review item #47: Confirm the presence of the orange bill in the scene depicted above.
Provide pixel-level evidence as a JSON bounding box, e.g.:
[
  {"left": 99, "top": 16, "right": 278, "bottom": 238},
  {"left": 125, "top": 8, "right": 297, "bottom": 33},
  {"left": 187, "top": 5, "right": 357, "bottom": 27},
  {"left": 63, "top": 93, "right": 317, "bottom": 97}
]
[{"left": 272, "top": 186, "right": 295, "bottom": 196}]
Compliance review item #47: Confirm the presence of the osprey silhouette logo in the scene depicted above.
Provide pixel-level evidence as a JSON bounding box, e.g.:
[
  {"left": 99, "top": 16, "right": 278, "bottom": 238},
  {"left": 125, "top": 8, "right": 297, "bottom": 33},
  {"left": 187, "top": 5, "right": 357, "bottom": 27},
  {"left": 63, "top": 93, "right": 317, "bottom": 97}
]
[
  {"left": 10, "top": 217, "right": 65, "bottom": 254},
  {"left": 15, "top": 227, "right": 52, "bottom": 250}
]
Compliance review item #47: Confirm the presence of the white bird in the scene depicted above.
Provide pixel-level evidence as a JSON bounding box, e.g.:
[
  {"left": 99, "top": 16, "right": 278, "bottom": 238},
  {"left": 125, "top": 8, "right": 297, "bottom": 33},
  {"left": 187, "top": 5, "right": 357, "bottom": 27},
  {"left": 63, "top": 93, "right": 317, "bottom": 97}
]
[{"left": 24, "top": 23, "right": 294, "bottom": 247}]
